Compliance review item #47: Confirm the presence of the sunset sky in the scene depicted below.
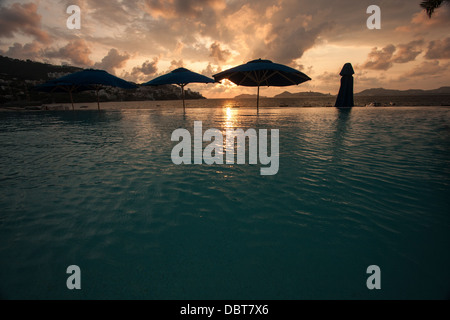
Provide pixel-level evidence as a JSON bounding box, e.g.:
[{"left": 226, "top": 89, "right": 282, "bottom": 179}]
[{"left": 0, "top": 0, "right": 449, "bottom": 98}]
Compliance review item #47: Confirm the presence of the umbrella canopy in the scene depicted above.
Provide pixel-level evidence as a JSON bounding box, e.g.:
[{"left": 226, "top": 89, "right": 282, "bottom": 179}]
[
  {"left": 213, "top": 59, "right": 311, "bottom": 110},
  {"left": 34, "top": 82, "right": 93, "bottom": 93},
  {"left": 142, "top": 68, "right": 215, "bottom": 111},
  {"left": 334, "top": 63, "right": 354, "bottom": 108},
  {"left": 34, "top": 69, "right": 137, "bottom": 110}
]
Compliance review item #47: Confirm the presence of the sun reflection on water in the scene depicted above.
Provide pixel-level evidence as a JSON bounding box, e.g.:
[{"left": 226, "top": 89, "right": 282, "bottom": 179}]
[{"left": 224, "top": 105, "right": 238, "bottom": 129}]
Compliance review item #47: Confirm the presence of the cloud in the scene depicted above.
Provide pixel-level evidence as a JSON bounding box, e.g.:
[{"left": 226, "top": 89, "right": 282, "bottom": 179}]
[
  {"left": 392, "top": 40, "right": 424, "bottom": 63},
  {"left": 355, "top": 70, "right": 385, "bottom": 89},
  {"left": 0, "top": 37, "right": 94, "bottom": 68},
  {"left": 174, "top": 41, "right": 184, "bottom": 55},
  {"left": 0, "top": 41, "right": 43, "bottom": 60},
  {"left": 139, "top": 58, "right": 159, "bottom": 75},
  {"left": 262, "top": 21, "right": 331, "bottom": 65},
  {"left": 126, "top": 57, "right": 159, "bottom": 82},
  {"left": 143, "top": 0, "right": 225, "bottom": 19},
  {"left": 0, "top": 2, "right": 51, "bottom": 44},
  {"left": 225, "top": 2, "right": 335, "bottom": 65},
  {"left": 201, "top": 63, "right": 221, "bottom": 77},
  {"left": 315, "top": 71, "right": 339, "bottom": 84},
  {"left": 72, "top": 0, "right": 137, "bottom": 26},
  {"left": 425, "top": 37, "right": 450, "bottom": 60},
  {"left": 396, "top": 6, "right": 450, "bottom": 33},
  {"left": 401, "top": 60, "right": 450, "bottom": 79},
  {"left": 46, "top": 39, "right": 93, "bottom": 67},
  {"left": 362, "top": 45, "right": 396, "bottom": 70},
  {"left": 168, "top": 59, "right": 184, "bottom": 70},
  {"left": 93, "top": 48, "right": 130, "bottom": 74},
  {"left": 362, "top": 40, "right": 424, "bottom": 71},
  {"left": 209, "top": 41, "right": 231, "bottom": 64}
]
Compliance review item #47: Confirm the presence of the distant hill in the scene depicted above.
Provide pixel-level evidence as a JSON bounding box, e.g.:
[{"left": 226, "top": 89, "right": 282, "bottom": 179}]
[
  {"left": 274, "top": 91, "right": 331, "bottom": 98},
  {"left": 355, "top": 87, "right": 450, "bottom": 96},
  {"left": 234, "top": 94, "right": 268, "bottom": 99},
  {"left": 234, "top": 87, "right": 450, "bottom": 99},
  {"left": 0, "top": 55, "right": 206, "bottom": 106},
  {"left": 234, "top": 91, "right": 329, "bottom": 99},
  {"left": 0, "top": 55, "right": 82, "bottom": 81}
]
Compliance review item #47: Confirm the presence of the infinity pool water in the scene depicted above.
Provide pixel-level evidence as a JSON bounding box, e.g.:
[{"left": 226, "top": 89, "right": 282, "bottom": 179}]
[{"left": 0, "top": 106, "right": 449, "bottom": 299}]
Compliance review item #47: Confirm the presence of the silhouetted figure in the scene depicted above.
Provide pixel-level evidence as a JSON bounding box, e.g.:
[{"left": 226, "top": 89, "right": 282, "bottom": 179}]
[{"left": 335, "top": 63, "right": 354, "bottom": 108}]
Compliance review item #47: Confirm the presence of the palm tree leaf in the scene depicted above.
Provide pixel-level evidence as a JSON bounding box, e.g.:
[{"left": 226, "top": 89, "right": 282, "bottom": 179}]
[{"left": 420, "top": 0, "right": 445, "bottom": 17}]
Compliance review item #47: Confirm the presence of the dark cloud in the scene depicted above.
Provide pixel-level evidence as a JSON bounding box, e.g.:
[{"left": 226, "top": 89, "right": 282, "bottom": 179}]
[
  {"left": 143, "top": 0, "right": 225, "bottom": 19},
  {"left": 0, "top": 2, "right": 51, "bottom": 44},
  {"left": 46, "top": 39, "right": 93, "bottom": 67},
  {"left": 425, "top": 37, "right": 450, "bottom": 60},
  {"left": 228, "top": 1, "right": 338, "bottom": 65},
  {"left": 392, "top": 40, "right": 424, "bottom": 63},
  {"left": 362, "top": 45, "right": 396, "bottom": 70},
  {"left": 139, "top": 58, "right": 159, "bottom": 75},
  {"left": 0, "top": 41, "right": 42, "bottom": 60},
  {"left": 127, "top": 57, "right": 159, "bottom": 82},
  {"left": 209, "top": 41, "right": 231, "bottom": 64},
  {"left": 93, "top": 48, "right": 130, "bottom": 74},
  {"left": 362, "top": 39, "right": 429, "bottom": 71},
  {"left": 266, "top": 23, "right": 330, "bottom": 65}
]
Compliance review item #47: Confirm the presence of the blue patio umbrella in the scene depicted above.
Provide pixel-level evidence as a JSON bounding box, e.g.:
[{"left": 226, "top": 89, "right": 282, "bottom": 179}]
[
  {"left": 334, "top": 63, "right": 354, "bottom": 108},
  {"left": 35, "top": 69, "right": 137, "bottom": 110},
  {"left": 142, "top": 68, "right": 215, "bottom": 112},
  {"left": 213, "top": 59, "right": 311, "bottom": 110}
]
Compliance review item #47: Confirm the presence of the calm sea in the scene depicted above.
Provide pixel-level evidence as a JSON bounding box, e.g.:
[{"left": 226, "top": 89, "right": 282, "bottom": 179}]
[{"left": 0, "top": 100, "right": 449, "bottom": 299}]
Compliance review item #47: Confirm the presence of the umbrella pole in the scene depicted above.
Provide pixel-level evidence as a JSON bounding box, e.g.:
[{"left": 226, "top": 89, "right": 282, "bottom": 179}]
[
  {"left": 96, "top": 88, "right": 100, "bottom": 111},
  {"left": 257, "top": 85, "right": 260, "bottom": 111},
  {"left": 181, "top": 85, "right": 186, "bottom": 113},
  {"left": 69, "top": 90, "right": 74, "bottom": 111}
]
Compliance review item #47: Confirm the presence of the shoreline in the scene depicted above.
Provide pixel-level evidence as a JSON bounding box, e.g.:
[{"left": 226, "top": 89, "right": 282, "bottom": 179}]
[
  {"left": 2, "top": 96, "right": 450, "bottom": 112},
  {"left": 1, "top": 104, "right": 449, "bottom": 112}
]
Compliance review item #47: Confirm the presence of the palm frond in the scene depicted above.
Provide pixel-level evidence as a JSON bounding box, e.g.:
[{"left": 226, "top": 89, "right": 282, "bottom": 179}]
[{"left": 420, "top": 0, "right": 445, "bottom": 17}]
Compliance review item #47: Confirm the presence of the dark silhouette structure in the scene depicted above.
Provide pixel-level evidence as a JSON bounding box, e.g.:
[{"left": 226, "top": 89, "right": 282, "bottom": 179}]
[
  {"left": 213, "top": 59, "right": 311, "bottom": 111},
  {"left": 334, "top": 63, "right": 354, "bottom": 108},
  {"left": 142, "top": 68, "right": 215, "bottom": 112},
  {"left": 35, "top": 69, "right": 137, "bottom": 110}
]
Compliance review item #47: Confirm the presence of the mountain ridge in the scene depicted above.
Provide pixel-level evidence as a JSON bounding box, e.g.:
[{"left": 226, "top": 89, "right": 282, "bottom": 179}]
[
  {"left": 354, "top": 87, "right": 450, "bottom": 96},
  {"left": 234, "top": 87, "right": 450, "bottom": 99}
]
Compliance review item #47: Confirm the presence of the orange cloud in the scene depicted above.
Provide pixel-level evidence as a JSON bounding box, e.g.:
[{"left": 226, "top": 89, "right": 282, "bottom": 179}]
[
  {"left": 143, "top": 0, "right": 225, "bottom": 19},
  {"left": 362, "top": 45, "right": 396, "bottom": 71},
  {"left": 94, "top": 48, "right": 130, "bottom": 74},
  {"left": 209, "top": 42, "right": 231, "bottom": 64},
  {"left": 0, "top": 41, "right": 43, "bottom": 60},
  {"left": 0, "top": 2, "right": 51, "bottom": 44},
  {"left": 362, "top": 40, "right": 424, "bottom": 71},
  {"left": 425, "top": 37, "right": 450, "bottom": 60},
  {"left": 396, "top": 7, "right": 450, "bottom": 33},
  {"left": 46, "top": 39, "right": 93, "bottom": 67}
]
